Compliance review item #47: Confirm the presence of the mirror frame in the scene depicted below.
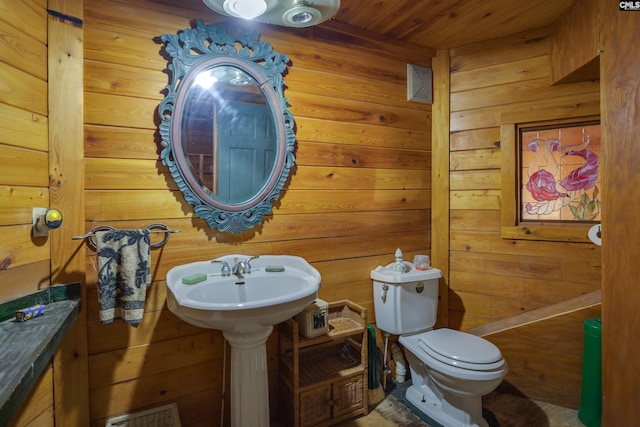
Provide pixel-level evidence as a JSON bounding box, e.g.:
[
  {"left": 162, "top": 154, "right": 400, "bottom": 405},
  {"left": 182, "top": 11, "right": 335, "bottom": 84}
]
[{"left": 158, "top": 21, "right": 295, "bottom": 233}]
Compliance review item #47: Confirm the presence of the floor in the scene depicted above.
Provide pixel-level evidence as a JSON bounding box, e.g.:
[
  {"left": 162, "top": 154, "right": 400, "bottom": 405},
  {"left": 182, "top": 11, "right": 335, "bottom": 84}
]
[
  {"left": 336, "top": 381, "right": 586, "bottom": 427},
  {"left": 483, "top": 390, "right": 585, "bottom": 427}
]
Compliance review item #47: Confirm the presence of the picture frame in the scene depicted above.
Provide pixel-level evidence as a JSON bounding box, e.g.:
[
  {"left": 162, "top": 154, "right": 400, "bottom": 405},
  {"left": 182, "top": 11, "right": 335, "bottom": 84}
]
[{"left": 501, "top": 116, "right": 601, "bottom": 242}]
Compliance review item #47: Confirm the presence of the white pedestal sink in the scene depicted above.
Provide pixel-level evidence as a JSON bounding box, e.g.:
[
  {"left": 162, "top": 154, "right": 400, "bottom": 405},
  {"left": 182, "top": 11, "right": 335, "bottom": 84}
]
[{"left": 166, "top": 255, "right": 321, "bottom": 427}]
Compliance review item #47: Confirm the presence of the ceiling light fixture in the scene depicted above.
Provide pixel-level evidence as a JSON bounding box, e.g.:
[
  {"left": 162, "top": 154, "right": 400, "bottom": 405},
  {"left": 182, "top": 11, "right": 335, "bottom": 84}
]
[
  {"left": 229, "top": 70, "right": 253, "bottom": 86},
  {"left": 202, "top": 0, "right": 340, "bottom": 28},
  {"left": 222, "top": 0, "right": 267, "bottom": 20},
  {"left": 282, "top": 6, "right": 321, "bottom": 26}
]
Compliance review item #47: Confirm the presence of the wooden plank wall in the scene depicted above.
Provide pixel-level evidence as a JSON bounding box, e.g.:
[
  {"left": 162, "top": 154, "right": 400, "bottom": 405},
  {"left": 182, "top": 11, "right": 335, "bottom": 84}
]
[
  {"left": 0, "top": 1, "right": 55, "bottom": 426},
  {"left": 82, "top": 0, "right": 434, "bottom": 425},
  {"left": 443, "top": 27, "right": 601, "bottom": 408},
  {"left": 0, "top": 1, "right": 49, "bottom": 302}
]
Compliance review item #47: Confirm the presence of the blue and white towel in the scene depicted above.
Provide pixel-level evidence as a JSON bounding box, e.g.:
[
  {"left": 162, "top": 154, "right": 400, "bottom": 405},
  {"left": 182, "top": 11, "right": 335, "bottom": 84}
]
[{"left": 96, "top": 229, "right": 151, "bottom": 327}]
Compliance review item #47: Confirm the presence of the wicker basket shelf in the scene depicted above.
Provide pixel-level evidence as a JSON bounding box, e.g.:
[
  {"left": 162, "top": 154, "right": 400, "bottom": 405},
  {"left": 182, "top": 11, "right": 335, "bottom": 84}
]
[
  {"left": 297, "top": 302, "right": 366, "bottom": 348},
  {"left": 279, "top": 300, "right": 368, "bottom": 427},
  {"left": 284, "top": 339, "right": 363, "bottom": 389}
]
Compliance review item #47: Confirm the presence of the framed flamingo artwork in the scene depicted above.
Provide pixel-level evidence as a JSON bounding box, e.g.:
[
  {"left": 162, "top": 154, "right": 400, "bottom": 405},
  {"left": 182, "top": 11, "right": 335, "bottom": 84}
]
[
  {"left": 500, "top": 116, "right": 601, "bottom": 242},
  {"left": 519, "top": 121, "right": 601, "bottom": 222}
]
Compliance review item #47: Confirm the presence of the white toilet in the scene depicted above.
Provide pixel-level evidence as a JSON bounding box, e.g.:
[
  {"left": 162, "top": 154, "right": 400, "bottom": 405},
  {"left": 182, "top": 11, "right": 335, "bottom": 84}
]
[{"left": 371, "top": 251, "right": 508, "bottom": 427}]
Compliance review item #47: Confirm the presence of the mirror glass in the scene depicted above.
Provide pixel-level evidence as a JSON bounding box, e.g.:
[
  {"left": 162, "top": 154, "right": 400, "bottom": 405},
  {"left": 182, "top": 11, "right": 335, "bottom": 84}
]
[
  {"left": 178, "top": 65, "right": 277, "bottom": 204},
  {"left": 159, "top": 21, "right": 295, "bottom": 233}
]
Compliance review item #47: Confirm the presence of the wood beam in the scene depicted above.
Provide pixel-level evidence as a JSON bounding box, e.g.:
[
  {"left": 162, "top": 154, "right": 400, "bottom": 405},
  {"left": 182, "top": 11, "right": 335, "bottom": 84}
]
[
  {"left": 432, "top": 50, "right": 450, "bottom": 327},
  {"left": 600, "top": 1, "right": 640, "bottom": 424},
  {"left": 47, "top": 0, "right": 89, "bottom": 425}
]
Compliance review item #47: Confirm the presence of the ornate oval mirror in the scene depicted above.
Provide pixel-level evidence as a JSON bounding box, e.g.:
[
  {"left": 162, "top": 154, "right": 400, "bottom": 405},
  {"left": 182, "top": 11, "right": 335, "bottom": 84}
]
[{"left": 158, "top": 21, "right": 295, "bottom": 233}]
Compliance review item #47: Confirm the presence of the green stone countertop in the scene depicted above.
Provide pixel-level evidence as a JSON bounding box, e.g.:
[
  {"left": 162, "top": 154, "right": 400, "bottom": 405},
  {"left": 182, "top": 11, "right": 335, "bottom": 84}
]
[{"left": 0, "top": 283, "right": 81, "bottom": 426}]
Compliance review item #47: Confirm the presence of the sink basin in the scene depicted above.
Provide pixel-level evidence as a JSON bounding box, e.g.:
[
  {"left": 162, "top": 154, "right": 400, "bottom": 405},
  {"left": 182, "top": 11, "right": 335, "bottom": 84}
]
[{"left": 166, "top": 254, "right": 321, "bottom": 331}]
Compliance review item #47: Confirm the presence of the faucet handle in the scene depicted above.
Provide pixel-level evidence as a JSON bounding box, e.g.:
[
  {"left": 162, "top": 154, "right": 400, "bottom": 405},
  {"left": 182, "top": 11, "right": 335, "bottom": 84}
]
[
  {"left": 212, "top": 259, "right": 231, "bottom": 276},
  {"left": 244, "top": 255, "right": 259, "bottom": 274}
]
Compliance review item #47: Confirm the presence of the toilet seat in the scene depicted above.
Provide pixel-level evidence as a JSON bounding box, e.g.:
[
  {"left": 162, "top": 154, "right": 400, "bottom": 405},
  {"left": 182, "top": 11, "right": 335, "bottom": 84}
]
[
  {"left": 419, "top": 329, "right": 505, "bottom": 370},
  {"left": 399, "top": 329, "right": 507, "bottom": 381}
]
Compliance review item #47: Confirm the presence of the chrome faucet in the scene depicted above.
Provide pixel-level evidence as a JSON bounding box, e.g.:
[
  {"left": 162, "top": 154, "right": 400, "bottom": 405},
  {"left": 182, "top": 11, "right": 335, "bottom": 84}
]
[
  {"left": 244, "top": 255, "right": 259, "bottom": 273},
  {"left": 232, "top": 259, "right": 247, "bottom": 279},
  {"left": 211, "top": 259, "right": 231, "bottom": 276},
  {"left": 232, "top": 256, "right": 260, "bottom": 279}
]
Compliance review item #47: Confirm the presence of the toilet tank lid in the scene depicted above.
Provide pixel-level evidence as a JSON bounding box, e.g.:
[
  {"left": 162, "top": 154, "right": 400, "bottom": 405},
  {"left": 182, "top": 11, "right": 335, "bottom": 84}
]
[
  {"left": 371, "top": 264, "right": 442, "bottom": 283},
  {"left": 421, "top": 329, "right": 503, "bottom": 364}
]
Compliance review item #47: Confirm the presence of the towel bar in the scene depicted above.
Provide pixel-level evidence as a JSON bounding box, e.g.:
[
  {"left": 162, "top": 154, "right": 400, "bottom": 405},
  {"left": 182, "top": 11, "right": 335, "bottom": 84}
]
[{"left": 72, "top": 223, "right": 180, "bottom": 249}]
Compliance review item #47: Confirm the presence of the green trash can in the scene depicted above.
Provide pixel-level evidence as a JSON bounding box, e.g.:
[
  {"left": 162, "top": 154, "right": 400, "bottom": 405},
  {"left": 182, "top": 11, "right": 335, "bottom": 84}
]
[{"left": 578, "top": 317, "right": 602, "bottom": 427}]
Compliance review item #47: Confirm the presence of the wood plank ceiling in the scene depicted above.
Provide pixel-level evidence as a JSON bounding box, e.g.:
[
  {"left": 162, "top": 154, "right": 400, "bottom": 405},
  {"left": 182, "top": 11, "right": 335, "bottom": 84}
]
[
  {"left": 153, "top": 0, "right": 577, "bottom": 50},
  {"left": 332, "top": 0, "right": 576, "bottom": 49}
]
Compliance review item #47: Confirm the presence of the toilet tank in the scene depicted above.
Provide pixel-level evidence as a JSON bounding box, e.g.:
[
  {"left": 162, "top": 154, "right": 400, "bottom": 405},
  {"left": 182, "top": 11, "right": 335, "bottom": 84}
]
[{"left": 371, "top": 265, "right": 442, "bottom": 335}]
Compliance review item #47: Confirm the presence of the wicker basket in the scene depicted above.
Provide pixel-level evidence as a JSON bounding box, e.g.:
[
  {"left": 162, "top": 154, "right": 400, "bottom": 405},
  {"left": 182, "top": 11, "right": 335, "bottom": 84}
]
[{"left": 326, "top": 304, "right": 364, "bottom": 336}]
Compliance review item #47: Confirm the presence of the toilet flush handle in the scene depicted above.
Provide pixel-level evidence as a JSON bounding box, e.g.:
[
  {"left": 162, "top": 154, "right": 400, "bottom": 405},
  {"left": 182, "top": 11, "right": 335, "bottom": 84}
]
[{"left": 381, "top": 283, "right": 389, "bottom": 303}]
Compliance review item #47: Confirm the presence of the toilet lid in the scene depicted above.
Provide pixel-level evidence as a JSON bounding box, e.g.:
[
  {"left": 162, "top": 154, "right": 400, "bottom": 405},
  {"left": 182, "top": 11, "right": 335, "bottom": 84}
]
[{"left": 420, "top": 329, "right": 503, "bottom": 365}]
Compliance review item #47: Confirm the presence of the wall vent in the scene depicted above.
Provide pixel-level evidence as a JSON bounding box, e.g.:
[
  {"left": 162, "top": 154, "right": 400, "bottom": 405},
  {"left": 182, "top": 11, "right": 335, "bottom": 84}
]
[
  {"left": 407, "top": 64, "right": 433, "bottom": 104},
  {"left": 105, "top": 403, "right": 181, "bottom": 427}
]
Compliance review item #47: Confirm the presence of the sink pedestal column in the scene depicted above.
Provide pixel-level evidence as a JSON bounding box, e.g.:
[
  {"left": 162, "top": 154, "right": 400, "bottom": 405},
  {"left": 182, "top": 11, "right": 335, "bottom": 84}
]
[{"left": 224, "top": 326, "right": 273, "bottom": 427}]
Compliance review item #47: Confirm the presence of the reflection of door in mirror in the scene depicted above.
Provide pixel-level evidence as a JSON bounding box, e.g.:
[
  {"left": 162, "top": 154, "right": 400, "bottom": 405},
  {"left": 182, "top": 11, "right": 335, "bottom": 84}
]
[{"left": 217, "top": 102, "right": 275, "bottom": 204}]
